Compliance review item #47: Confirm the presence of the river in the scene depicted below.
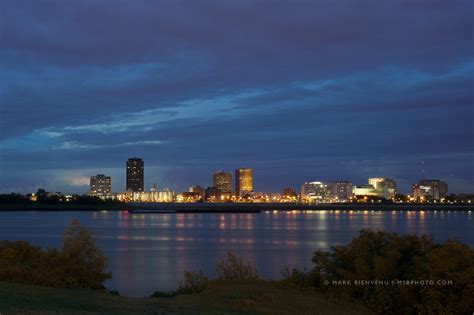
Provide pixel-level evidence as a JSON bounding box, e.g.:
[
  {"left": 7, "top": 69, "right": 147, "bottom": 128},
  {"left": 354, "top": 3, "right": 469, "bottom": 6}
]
[{"left": 0, "top": 210, "right": 472, "bottom": 296}]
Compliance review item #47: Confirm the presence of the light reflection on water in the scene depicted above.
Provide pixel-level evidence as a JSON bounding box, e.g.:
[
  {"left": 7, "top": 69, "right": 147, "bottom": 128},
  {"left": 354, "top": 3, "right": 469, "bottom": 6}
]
[{"left": 0, "top": 210, "right": 472, "bottom": 297}]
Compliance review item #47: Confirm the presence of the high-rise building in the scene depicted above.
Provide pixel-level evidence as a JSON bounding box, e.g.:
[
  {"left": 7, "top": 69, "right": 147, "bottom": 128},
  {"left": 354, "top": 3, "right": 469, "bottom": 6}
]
[
  {"left": 368, "top": 178, "right": 397, "bottom": 199},
  {"left": 328, "top": 181, "right": 353, "bottom": 201},
  {"left": 412, "top": 179, "right": 448, "bottom": 200},
  {"left": 126, "top": 158, "right": 144, "bottom": 192},
  {"left": 213, "top": 171, "right": 232, "bottom": 196},
  {"left": 235, "top": 168, "right": 253, "bottom": 197},
  {"left": 300, "top": 181, "right": 331, "bottom": 202},
  {"left": 90, "top": 174, "right": 111, "bottom": 198}
]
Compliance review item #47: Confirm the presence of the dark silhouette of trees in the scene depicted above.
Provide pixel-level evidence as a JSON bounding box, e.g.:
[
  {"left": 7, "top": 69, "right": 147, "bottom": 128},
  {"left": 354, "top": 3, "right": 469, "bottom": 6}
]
[
  {"left": 0, "top": 219, "right": 111, "bottom": 289},
  {"left": 307, "top": 229, "right": 474, "bottom": 314}
]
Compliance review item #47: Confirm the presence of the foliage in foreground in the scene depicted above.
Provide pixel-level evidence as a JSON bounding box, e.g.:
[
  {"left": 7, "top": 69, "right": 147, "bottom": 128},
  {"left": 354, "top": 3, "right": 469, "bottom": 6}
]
[
  {"left": 0, "top": 219, "right": 111, "bottom": 289},
  {"left": 282, "top": 229, "right": 474, "bottom": 314},
  {"left": 215, "top": 251, "right": 259, "bottom": 281},
  {"left": 153, "top": 251, "right": 259, "bottom": 297}
]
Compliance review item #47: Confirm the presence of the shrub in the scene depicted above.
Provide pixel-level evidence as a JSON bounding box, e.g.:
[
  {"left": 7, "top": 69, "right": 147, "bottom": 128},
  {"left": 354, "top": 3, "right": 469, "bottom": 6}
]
[
  {"left": 178, "top": 270, "right": 209, "bottom": 294},
  {"left": 280, "top": 267, "right": 319, "bottom": 289},
  {"left": 215, "top": 252, "right": 258, "bottom": 281},
  {"left": 310, "top": 229, "right": 474, "bottom": 314},
  {"left": 0, "top": 219, "right": 111, "bottom": 290}
]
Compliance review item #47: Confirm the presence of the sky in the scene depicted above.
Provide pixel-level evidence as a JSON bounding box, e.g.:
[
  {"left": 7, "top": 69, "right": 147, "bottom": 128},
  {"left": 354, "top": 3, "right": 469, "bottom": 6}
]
[{"left": 0, "top": 0, "right": 473, "bottom": 194}]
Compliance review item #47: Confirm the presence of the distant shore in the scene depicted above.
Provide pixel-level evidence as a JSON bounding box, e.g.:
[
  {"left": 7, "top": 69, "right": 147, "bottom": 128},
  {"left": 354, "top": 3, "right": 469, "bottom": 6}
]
[{"left": 0, "top": 202, "right": 473, "bottom": 212}]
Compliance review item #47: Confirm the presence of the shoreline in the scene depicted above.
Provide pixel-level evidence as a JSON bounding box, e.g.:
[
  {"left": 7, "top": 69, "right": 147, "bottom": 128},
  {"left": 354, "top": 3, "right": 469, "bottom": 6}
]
[{"left": 0, "top": 202, "right": 473, "bottom": 212}]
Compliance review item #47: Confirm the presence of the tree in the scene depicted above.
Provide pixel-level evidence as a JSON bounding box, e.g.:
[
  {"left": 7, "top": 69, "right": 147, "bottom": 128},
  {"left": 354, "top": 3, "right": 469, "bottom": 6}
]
[
  {"left": 215, "top": 252, "right": 258, "bottom": 281},
  {"left": 62, "top": 219, "right": 112, "bottom": 289},
  {"left": 310, "top": 229, "right": 474, "bottom": 314}
]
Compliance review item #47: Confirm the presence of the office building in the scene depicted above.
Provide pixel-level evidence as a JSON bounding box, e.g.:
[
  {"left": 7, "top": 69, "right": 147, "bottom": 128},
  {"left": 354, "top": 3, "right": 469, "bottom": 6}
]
[
  {"left": 328, "top": 181, "right": 353, "bottom": 201},
  {"left": 369, "top": 178, "right": 397, "bottom": 199},
  {"left": 353, "top": 178, "right": 397, "bottom": 199},
  {"left": 352, "top": 185, "right": 378, "bottom": 197},
  {"left": 235, "top": 168, "right": 253, "bottom": 197},
  {"left": 205, "top": 186, "right": 220, "bottom": 201},
  {"left": 189, "top": 185, "right": 205, "bottom": 199},
  {"left": 300, "top": 181, "right": 331, "bottom": 202},
  {"left": 177, "top": 192, "right": 202, "bottom": 202},
  {"left": 412, "top": 179, "right": 448, "bottom": 200},
  {"left": 126, "top": 158, "right": 144, "bottom": 192},
  {"left": 90, "top": 174, "right": 112, "bottom": 198},
  {"left": 213, "top": 171, "right": 232, "bottom": 196}
]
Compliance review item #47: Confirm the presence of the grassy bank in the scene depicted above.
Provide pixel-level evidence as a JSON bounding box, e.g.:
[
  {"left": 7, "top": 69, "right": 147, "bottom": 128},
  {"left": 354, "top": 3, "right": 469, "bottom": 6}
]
[{"left": 0, "top": 280, "right": 370, "bottom": 314}]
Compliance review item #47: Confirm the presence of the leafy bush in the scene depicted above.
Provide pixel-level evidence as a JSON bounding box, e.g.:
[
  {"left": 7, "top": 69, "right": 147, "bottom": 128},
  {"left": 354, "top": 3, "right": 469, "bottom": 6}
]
[
  {"left": 178, "top": 270, "right": 209, "bottom": 294},
  {"left": 0, "top": 219, "right": 111, "bottom": 289},
  {"left": 280, "top": 267, "right": 319, "bottom": 289},
  {"left": 215, "top": 252, "right": 258, "bottom": 281},
  {"left": 310, "top": 229, "right": 474, "bottom": 314}
]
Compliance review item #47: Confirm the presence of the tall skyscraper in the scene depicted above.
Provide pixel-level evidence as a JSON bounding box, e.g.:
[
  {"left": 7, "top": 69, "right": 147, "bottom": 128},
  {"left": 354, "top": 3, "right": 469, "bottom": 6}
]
[
  {"left": 90, "top": 174, "right": 111, "bottom": 197},
  {"left": 126, "top": 158, "right": 144, "bottom": 192},
  {"left": 213, "top": 171, "right": 232, "bottom": 196},
  {"left": 235, "top": 168, "right": 253, "bottom": 197}
]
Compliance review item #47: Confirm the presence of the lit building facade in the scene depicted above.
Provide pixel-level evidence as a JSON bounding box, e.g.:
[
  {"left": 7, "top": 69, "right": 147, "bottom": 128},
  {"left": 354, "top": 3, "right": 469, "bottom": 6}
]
[
  {"left": 368, "top": 178, "right": 397, "bottom": 199},
  {"left": 352, "top": 185, "right": 378, "bottom": 197},
  {"left": 176, "top": 192, "right": 202, "bottom": 202},
  {"left": 119, "top": 188, "right": 175, "bottom": 202},
  {"left": 126, "top": 158, "right": 144, "bottom": 192},
  {"left": 89, "top": 174, "right": 112, "bottom": 198},
  {"left": 328, "top": 181, "right": 353, "bottom": 201},
  {"left": 189, "top": 185, "right": 205, "bottom": 199},
  {"left": 282, "top": 188, "right": 297, "bottom": 198},
  {"left": 353, "top": 178, "right": 397, "bottom": 199},
  {"left": 412, "top": 179, "right": 448, "bottom": 200},
  {"left": 213, "top": 171, "right": 232, "bottom": 197},
  {"left": 235, "top": 168, "right": 253, "bottom": 197},
  {"left": 300, "top": 181, "right": 331, "bottom": 202}
]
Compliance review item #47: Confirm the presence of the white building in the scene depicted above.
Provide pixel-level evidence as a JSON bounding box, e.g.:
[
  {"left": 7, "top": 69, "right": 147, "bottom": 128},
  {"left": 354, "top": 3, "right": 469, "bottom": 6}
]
[{"left": 301, "top": 181, "right": 331, "bottom": 202}]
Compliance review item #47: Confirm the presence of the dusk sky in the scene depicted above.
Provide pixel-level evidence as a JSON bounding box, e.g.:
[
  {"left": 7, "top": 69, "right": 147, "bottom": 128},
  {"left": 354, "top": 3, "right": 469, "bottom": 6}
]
[{"left": 0, "top": 0, "right": 473, "bottom": 194}]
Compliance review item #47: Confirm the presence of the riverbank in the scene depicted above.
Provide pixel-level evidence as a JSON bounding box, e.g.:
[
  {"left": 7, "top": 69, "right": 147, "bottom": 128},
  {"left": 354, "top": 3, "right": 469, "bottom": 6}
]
[
  {"left": 0, "top": 280, "right": 370, "bottom": 314},
  {"left": 0, "top": 202, "right": 473, "bottom": 212}
]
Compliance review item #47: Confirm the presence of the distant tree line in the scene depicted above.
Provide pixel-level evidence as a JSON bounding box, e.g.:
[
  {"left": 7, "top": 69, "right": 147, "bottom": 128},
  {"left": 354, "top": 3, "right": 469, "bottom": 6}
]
[{"left": 0, "top": 190, "right": 123, "bottom": 205}]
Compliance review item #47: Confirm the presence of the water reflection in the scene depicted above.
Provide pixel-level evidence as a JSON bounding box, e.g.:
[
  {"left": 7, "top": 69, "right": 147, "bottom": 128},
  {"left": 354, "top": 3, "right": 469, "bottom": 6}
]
[{"left": 0, "top": 210, "right": 472, "bottom": 296}]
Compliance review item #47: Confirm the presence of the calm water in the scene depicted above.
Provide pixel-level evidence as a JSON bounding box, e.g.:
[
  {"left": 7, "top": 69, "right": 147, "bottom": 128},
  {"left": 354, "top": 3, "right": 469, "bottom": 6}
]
[{"left": 0, "top": 210, "right": 472, "bottom": 296}]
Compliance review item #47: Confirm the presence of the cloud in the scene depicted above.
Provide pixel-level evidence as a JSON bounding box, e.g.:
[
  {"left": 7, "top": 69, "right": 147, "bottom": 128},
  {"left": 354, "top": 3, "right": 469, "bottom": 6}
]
[{"left": 0, "top": 0, "right": 473, "bottom": 194}]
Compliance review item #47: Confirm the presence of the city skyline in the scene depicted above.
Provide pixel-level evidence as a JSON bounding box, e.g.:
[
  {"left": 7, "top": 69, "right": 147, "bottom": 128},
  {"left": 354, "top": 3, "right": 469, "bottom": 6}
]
[{"left": 1, "top": 1, "right": 473, "bottom": 194}]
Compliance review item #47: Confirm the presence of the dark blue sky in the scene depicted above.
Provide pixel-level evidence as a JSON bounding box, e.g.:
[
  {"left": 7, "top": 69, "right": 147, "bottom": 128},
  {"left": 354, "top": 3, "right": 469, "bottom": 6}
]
[{"left": 0, "top": 0, "right": 473, "bottom": 194}]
